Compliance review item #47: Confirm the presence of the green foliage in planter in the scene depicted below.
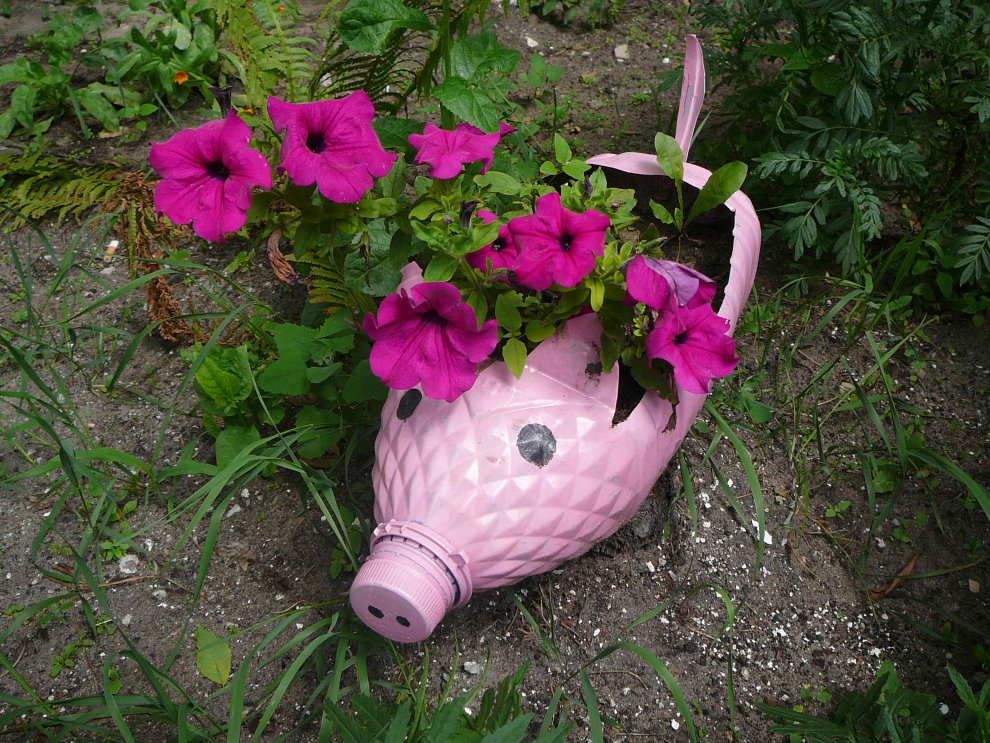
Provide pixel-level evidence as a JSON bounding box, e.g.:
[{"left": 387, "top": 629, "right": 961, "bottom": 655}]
[
  {"left": 692, "top": 0, "right": 990, "bottom": 316},
  {"left": 759, "top": 661, "right": 990, "bottom": 742}
]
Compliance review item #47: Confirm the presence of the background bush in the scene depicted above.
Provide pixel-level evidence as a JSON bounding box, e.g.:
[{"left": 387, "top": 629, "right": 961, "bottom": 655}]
[{"left": 692, "top": 0, "right": 990, "bottom": 317}]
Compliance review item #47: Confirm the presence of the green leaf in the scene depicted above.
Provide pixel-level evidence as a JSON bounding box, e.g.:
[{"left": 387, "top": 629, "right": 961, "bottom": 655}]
[
  {"left": 338, "top": 0, "right": 432, "bottom": 54},
  {"left": 195, "top": 346, "right": 253, "bottom": 412},
  {"left": 469, "top": 220, "right": 501, "bottom": 253},
  {"left": 317, "top": 315, "right": 356, "bottom": 352},
  {"left": 0, "top": 109, "right": 16, "bottom": 140},
  {"left": 561, "top": 159, "right": 589, "bottom": 180},
  {"left": 649, "top": 199, "right": 674, "bottom": 224},
  {"left": 474, "top": 171, "right": 522, "bottom": 195},
  {"left": 554, "top": 133, "right": 572, "bottom": 164},
  {"left": 195, "top": 625, "right": 231, "bottom": 685},
  {"left": 494, "top": 292, "right": 523, "bottom": 331},
  {"left": 169, "top": 19, "right": 192, "bottom": 50},
  {"left": 740, "top": 391, "right": 773, "bottom": 423},
  {"left": 295, "top": 405, "right": 343, "bottom": 459},
  {"left": 810, "top": 65, "right": 844, "bottom": 95},
  {"left": 421, "top": 694, "right": 471, "bottom": 743},
  {"left": 372, "top": 116, "right": 423, "bottom": 154},
  {"left": 0, "top": 59, "right": 46, "bottom": 85},
  {"left": 466, "top": 291, "right": 488, "bottom": 326},
  {"left": 686, "top": 161, "right": 748, "bottom": 224},
  {"left": 410, "top": 198, "right": 443, "bottom": 220},
  {"left": 256, "top": 323, "right": 333, "bottom": 396},
  {"left": 450, "top": 32, "right": 519, "bottom": 81},
  {"left": 306, "top": 363, "right": 341, "bottom": 384},
  {"left": 479, "top": 715, "right": 536, "bottom": 743},
  {"left": 502, "top": 338, "right": 527, "bottom": 379},
  {"left": 344, "top": 237, "right": 401, "bottom": 297},
  {"left": 214, "top": 425, "right": 260, "bottom": 469},
  {"left": 935, "top": 271, "right": 953, "bottom": 299},
  {"left": 524, "top": 320, "right": 555, "bottom": 343},
  {"left": 423, "top": 253, "right": 458, "bottom": 282},
  {"left": 837, "top": 79, "right": 873, "bottom": 124},
  {"left": 654, "top": 132, "right": 684, "bottom": 183},
  {"left": 587, "top": 278, "right": 605, "bottom": 311},
  {"left": 10, "top": 85, "right": 36, "bottom": 130},
  {"left": 341, "top": 359, "right": 388, "bottom": 403},
  {"left": 77, "top": 87, "right": 120, "bottom": 132},
  {"left": 434, "top": 76, "right": 498, "bottom": 133}
]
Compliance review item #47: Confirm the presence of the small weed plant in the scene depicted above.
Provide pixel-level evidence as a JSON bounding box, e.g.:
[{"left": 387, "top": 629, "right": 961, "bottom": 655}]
[{"left": 760, "top": 661, "right": 990, "bottom": 743}]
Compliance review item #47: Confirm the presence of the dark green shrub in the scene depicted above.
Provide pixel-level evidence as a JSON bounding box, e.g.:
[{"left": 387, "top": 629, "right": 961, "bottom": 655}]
[{"left": 692, "top": 0, "right": 990, "bottom": 315}]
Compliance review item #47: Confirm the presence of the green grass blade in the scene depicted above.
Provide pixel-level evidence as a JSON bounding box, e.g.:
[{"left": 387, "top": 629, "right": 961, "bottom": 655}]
[
  {"left": 707, "top": 402, "right": 767, "bottom": 568},
  {"left": 579, "top": 671, "right": 604, "bottom": 743}
]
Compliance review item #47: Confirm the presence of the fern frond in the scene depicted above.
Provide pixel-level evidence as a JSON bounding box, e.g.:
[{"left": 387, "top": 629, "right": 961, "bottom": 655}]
[
  {"left": 311, "top": 25, "right": 429, "bottom": 111},
  {"left": 298, "top": 258, "right": 376, "bottom": 314},
  {"left": 0, "top": 149, "right": 124, "bottom": 230},
  {"left": 215, "top": 0, "right": 316, "bottom": 106}
]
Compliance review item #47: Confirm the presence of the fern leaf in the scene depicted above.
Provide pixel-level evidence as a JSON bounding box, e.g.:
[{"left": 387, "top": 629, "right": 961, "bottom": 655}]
[
  {"left": 0, "top": 149, "right": 123, "bottom": 230},
  {"left": 958, "top": 217, "right": 990, "bottom": 285}
]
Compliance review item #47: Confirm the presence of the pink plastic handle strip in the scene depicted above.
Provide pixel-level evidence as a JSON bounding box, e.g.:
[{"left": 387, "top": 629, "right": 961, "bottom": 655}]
[{"left": 674, "top": 34, "right": 705, "bottom": 160}]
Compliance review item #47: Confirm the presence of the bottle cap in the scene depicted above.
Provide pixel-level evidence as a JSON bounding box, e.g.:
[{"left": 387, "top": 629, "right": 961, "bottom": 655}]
[{"left": 350, "top": 537, "right": 456, "bottom": 643}]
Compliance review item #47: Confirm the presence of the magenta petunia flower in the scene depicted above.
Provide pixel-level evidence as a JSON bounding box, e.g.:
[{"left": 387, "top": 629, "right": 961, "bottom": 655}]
[
  {"left": 626, "top": 255, "right": 716, "bottom": 309},
  {"left": 268, "top": 91, "right": 396, "bottom": 203},
  {"left": 149, "top": 112, "right": 272, "bottom": 243},
  {"left": 466, "top": 209, "right": 518, "bottom": 273},
  {"left": 408, "top": 122, "right": 515, "bottom": 179},
  {"left": 645, "top": 301, "right": 738, "bottom": 395},
  {"left": 363, "top": 282, "right": 498, "bottom": 402},
  {"left": 507, "top": 193, "right": 610, "bottom": 290}
]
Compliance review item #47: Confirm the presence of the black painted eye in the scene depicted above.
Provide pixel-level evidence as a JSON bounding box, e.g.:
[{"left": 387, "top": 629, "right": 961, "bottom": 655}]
[
  {"left": 517, "top": 423, "right": 556, "bottom": 467},
  {"left": 397, "top": 389, "right": 423, "bottom": 420},
  {"left": 368, "top": 605, "right": 384, "bottom": 618},
  {"left": 396, "top": 616, "right": 411, "bottom": 627}
]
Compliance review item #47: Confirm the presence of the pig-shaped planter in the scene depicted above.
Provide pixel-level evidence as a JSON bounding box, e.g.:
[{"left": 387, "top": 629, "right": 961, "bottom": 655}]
[{"left": 349, "top": 35, "right": 761, "bottom": 642}]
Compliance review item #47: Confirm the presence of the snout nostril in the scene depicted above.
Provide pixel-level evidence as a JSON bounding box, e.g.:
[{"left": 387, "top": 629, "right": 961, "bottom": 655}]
[
  {"left": 367, "top": 605, "right": 384, "bottom": 619},
  {"left": 395, "top": 616, "right": 411, "bottom": 627}
]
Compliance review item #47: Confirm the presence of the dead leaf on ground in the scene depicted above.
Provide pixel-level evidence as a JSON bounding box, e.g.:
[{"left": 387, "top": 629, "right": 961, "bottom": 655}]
[
  {"left": 267, "top": 229, "right": 301, "bottom": 285},
  {"left": 868, "top": 551, "right": 922, "bottom": 600}
]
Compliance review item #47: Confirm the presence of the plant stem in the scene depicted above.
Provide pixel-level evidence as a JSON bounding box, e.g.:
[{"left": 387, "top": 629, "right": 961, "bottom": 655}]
[{"left": 439, "top": 0, "right": 455, "bottom": 129}]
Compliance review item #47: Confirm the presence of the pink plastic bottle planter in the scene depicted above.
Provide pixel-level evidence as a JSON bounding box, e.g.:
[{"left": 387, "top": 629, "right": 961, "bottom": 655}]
[{"left": 350, "top": 35, "right": 761, "bottom": 643}]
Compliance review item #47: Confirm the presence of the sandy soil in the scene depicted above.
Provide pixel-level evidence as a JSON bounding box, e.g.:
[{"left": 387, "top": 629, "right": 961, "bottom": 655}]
[{"left": 1, "top": 1, "right": 988, "bottom": 741}]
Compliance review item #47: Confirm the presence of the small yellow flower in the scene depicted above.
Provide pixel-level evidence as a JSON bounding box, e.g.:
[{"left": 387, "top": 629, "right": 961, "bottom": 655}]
[
  {"left": 277, "top": 4, "right": 286, "bottom": 10},
  {"left": 174, "top": 71, "right": 189, "bottom": 85},
  {"left": 239, "top": 107, "right": 255, "bottom": 115}
]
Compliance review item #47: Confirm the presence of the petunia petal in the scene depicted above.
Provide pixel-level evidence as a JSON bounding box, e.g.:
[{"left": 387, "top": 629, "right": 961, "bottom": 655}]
[
  {"left": 149, "top": 112, "right": 270, "bottom": 242},
  {"left": 627, "top": 255, "right": 716, "bottom": 308},
  {"left": 364, "top": 282, "right": 498, "bottom": 400},
  {"left": 508, "top": 193, "right": 609, "bottom": 289},
  {"left": 646, "top": 302, "right": 738, "bottom": 394},
  {"left": 409, "top": 122, "right": 505, "bottom": 179},
  {"left": 268, "top": 93, "right": 396, "bottom": 202}
]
